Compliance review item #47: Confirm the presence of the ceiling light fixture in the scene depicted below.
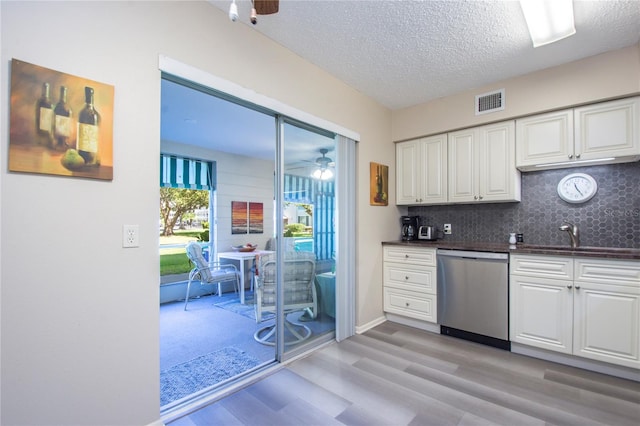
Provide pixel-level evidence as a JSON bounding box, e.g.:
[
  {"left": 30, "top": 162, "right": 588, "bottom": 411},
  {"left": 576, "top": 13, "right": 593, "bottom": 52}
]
[
  {"left": 519, "top": 0, "right": 575, "bottom": 47},
  {"left": 312, "top": 168, "right": 334, "bottom": 180},
  {"left": 311, "top": 148, "right": 334, "bottom": 180}
]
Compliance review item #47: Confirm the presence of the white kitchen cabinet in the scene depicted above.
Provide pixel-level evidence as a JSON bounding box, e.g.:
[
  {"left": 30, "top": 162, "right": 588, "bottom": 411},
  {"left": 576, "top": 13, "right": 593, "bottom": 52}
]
[
  {"left": 396, "top": 134, "right": 447, "bottom": 205},
  {"left": 573, "top": 258, "right": 640, "bottom": 368},
  {"left": 516, "top": 96, "right": 640, "bottom": 170},
  {"left": 383, "top": 246, "right": 437, "bottom": 322},
  {"left": 448, "top": 121, "right": 521, "bottom": 203},
  {"left": 510, "top": 254, "right": 640, "bottom": 369},
  {"left": 515, "top": 110, "right": 574, "bottom": 168},
  {"left": 510, "top": 255, "right": 574, "bottom": 354}
]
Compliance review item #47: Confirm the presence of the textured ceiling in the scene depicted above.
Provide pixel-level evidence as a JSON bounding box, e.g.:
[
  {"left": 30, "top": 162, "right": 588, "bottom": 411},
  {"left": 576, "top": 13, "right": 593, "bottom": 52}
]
[
  {"left": 209, "top": 0, "right": 640, "bottom": 110},
  {"left": 162, "top": 1, "right": 640, "bottom": 166}
]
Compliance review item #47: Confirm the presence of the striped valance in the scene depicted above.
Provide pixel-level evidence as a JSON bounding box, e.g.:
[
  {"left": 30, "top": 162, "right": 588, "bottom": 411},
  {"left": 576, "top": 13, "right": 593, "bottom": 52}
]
[
  {"left": 160, "top": 154, "right": 216, "bottom": 190},
  {"left": 284, "top": 174, "right": 335, "bottom": 203},
  {"left": 284, "top": 174, "right": 314, "bottom": 203},
  {"left": 284, "top": 174, "right": 335, "bottom": 260}
]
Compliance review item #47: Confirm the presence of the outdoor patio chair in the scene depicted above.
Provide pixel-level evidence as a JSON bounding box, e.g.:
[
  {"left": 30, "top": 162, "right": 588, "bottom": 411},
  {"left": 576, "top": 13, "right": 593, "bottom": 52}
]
[
  {"left": 184, "top": 242, "right": 240, "bottom": 311},
  {"left": 253, "top": 251, "right": 317, "bottom": 345}
]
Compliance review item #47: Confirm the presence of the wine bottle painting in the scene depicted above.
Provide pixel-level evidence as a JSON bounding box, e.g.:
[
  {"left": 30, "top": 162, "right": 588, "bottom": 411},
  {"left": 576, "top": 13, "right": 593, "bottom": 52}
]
[
  {"left": 8, "top": 59, "right": 114, "bottom": 180},
  {"left": 370, "top": 162, "right": 389, "bottom": 206}
]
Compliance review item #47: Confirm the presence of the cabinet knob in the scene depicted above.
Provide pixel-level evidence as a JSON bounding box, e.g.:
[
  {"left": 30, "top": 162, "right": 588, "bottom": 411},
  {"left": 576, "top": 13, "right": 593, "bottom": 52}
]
[
  {"left": 575, "top": 285, "right": 581, "bottom": 290},
  {"left": 405, "top": 276, "right": 409, "bottom": 280},
  {"left": 576, "top": 153, "right": 581, "bottom": 159},
  {"left": 567, "top": 284, "right": 573, "bottom": 289},
  {"left": 478, "top": 195, "right": 483, "bottom": 200},
  {"left": 568, "top": 154, "right": 573, "bottom": 159},
  {"left": 405, "top": 302, "right": 410, "bottom": 307},
  {"left": 474, "top": 196, "right": 478, "bottom": 200},
  {"left": 405, "top": 254, "right": 409, "bottom": 258}
]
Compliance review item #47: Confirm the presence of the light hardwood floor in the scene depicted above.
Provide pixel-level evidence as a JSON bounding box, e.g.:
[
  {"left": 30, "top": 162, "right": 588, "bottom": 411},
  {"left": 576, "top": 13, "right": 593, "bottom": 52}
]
[{"left": 169, "top": 321, "right": 640, "bottom": 425}]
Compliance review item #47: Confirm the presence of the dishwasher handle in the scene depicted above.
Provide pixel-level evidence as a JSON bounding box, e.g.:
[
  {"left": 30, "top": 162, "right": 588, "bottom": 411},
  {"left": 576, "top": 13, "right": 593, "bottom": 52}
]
[{"left": 436, "top": 249, "right": 508, "bottom": 261}]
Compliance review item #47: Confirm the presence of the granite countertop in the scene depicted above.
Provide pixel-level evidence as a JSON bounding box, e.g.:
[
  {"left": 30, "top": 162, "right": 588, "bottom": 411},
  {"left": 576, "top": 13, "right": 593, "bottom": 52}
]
[{"left": 382, "top": 240, "right": 640, "bottom": 260}]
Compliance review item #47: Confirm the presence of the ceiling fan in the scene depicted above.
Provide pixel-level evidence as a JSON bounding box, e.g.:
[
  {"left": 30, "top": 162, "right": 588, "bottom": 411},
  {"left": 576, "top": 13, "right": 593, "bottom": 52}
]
[
  {"left": 229, "top": 0, "right": 279, "bottom": 24},
  {"left": 312, "top": 148, "right": 335, "bottom": 180},
  {"left": 254, "top": 0, "right": 279, "bottom": 15},
  {"left": 285, "top": 148, "right": 335, "bottom": 180}
]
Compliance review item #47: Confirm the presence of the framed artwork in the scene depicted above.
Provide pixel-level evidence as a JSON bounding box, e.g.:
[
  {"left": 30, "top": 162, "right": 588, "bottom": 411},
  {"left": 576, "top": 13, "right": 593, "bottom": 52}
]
[
  {"left": 9, "top": 59, "right": 114, "bottom": 180},
  {"left": 231, "top": 201, "right": 248, "bottom": 234},
  {"left": 249, "top": 202, "right": 264, "bottom": 234},
  {"left": 370, "top": 162, "right": 388, "bottom": 206},
  {"left": 232, "top": 201, "right": 264, "bottom": 234}
]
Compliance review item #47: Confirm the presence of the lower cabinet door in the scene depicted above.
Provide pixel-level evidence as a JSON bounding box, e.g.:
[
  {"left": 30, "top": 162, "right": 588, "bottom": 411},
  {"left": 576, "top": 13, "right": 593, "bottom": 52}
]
[
  {"left": 573, "top": 281, "right": 640, "bottom": 369},
  {"left": 383, "top": 287, "right": 436, "bottom": 323},
  {"left": 510, "top": 275, "right": 573, "bottom": 354}
]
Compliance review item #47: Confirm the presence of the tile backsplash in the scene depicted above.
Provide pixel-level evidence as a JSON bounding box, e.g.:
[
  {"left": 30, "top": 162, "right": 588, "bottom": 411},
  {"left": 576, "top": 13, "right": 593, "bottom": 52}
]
[{"left": 408, "top": 162, "right": 639, "bottom": 248}]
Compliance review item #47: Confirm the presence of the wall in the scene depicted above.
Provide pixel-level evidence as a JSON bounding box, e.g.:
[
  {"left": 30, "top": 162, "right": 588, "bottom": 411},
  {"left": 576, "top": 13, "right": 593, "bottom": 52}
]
[
  {"left": 392, "top": 43, "right": 640, "bottom": 141},
  {"left": 410, "top": 162, "right": 639, "bottom": 248},
  {"left": 0, "top": 2, "right": 392, "bottom": 425}
]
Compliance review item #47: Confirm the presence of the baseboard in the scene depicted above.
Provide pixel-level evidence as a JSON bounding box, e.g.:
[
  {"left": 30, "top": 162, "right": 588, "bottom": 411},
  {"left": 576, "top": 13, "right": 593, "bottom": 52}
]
[
  {"left": 145, "top": 419, "right": 166, "bottom": 426},
  {"left": 385, "top": 313, "right": 440, "bottom": 333},
  {"left": 355, "top": 315, "right": 386, "bottom": 334},
  {"left": 511, "top": 343, "right": 640, "bottom": 382}
]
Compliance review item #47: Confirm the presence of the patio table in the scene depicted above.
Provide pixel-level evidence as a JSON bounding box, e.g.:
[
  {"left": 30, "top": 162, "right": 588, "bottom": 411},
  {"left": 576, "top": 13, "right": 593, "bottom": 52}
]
[{"left": 217, "top": 250, "right": 274, "bottom": 304}]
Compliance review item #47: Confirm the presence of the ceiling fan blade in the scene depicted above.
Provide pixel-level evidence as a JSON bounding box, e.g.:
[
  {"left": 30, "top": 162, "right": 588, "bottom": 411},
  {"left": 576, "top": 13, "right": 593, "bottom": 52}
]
[{"left": 254, "top": 0, "right": 279, "bottom": 15}]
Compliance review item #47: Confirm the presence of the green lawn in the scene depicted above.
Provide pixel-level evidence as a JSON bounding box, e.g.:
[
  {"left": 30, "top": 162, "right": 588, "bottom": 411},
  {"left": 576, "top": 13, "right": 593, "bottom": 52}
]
[
  {"left": 159, "top": 230, "right": 201, "bottom": 276},
  {"left": 160, "top": 252, "right": 192, "bottom": 275}
]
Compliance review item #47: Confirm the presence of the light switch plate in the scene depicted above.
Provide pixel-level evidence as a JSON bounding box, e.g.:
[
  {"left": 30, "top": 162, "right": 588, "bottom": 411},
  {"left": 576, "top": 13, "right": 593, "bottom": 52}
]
[{"left": 123, "top": 225, "right": 139, "bottom": 248}]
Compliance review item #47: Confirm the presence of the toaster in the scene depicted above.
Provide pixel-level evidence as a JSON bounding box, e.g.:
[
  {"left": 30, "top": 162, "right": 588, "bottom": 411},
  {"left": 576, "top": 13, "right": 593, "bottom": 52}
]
[{"left": 418, "top": 225, "right": 438, "bottom": 240}]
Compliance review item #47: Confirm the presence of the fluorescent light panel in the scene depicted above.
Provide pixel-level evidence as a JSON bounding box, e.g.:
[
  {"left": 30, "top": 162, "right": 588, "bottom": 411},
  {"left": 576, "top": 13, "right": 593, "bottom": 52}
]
[{"left": 520, "top": 0, "right": 576, "bottom": 47}]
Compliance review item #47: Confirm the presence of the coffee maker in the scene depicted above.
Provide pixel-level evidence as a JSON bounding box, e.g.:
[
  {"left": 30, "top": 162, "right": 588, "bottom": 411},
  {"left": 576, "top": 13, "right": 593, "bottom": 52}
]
[{"left": 401, "top": 216, "right": 419, "bottom": 241}]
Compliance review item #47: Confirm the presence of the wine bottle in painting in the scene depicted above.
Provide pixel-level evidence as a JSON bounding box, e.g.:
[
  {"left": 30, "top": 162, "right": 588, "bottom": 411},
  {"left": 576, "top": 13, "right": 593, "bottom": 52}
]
[
  {"left": 77, "top": 86, "right": 100, "bottom": 165},
  {"left": 35, "top": 82, "right": 53, "bottom": 145},
  {"left": 53, "top": 86, "right": 72, "bottom": 151}
]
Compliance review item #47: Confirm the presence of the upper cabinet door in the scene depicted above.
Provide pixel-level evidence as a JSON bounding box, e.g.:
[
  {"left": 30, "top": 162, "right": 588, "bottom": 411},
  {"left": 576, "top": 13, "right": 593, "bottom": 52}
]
[
  {"left": 479, "top": 121, "right": 520, "bottom": 202},
  {"left": 575, "top": 97, "right": 640, "bottom": 161},
  {"left": 396, "top": 140, "right": 420, "bottom": 205},
  {"left": 516, "top": 110, "right": 574, "bottom": 168},
  {"left": 420, "top": 134, "right": 448, "bottom": 204},
  {"left": 448, "top": 128, "right": 477, "bottom": 203}
]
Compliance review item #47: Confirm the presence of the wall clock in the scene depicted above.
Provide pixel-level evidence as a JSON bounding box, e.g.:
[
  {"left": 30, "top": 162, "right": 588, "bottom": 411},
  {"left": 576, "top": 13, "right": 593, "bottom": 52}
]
[{"left": 557, "top": 173, "right": 598, "bottom": 204}]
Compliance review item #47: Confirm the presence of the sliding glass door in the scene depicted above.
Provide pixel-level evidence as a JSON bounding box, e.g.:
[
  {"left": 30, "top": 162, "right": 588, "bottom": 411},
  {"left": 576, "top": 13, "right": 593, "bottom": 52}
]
[
  {"left": 159, "top": 60, "right": 355, "bottom": 415},
  {"left": 276, "top": 119, "right": 337, "bottom": 359}
]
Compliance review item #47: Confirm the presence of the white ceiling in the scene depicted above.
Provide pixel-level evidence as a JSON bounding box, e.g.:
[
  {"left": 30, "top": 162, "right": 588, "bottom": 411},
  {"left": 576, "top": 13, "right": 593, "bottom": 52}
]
[{"left": 162, "top": 0, "right": 640, "bottom": 166}]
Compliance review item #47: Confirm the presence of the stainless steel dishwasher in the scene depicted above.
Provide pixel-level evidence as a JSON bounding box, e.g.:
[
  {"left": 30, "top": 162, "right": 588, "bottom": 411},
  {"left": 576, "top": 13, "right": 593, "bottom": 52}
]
[{"left": 437, "top": 249, "right": 510, "bottom": 350}]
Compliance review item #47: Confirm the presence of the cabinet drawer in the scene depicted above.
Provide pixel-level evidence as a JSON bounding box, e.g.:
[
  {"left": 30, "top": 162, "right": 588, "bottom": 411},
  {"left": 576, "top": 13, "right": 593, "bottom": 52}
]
[
  {"left": 384, "top": 263, "right": 436, "bottom": 294},
  {"left": 384, "top": 246, "right": 436, "bottom": 266},
  {"left": 575, "top": 258, "right": 640, "bottom": 287},
  {"left": 383, "top": 287, "right": 437, "bottom": 323},
  {"left": 510, "top": 255, "right": 573, "bottom": 280}
]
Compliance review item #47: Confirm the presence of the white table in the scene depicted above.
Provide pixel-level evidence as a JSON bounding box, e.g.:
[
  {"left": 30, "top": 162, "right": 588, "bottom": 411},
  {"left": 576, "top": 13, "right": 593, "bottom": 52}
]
[{"left": 217, "top": 250, "right": 274, "bottom": 304}]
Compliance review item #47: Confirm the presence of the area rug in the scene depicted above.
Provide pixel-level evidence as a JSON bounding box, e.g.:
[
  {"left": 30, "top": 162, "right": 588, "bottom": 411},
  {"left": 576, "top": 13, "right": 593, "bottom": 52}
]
[
  {"left": 160, "top": 346, "right": 261, "bottom": 406},
  {"left": 214, "top": 295, "right": 275, "bottom": 322}
]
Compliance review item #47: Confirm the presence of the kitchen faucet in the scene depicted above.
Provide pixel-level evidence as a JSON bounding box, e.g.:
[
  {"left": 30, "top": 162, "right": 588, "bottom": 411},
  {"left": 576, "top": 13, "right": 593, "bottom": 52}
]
[{"left": 559, "top": 221, "right": 580, "bottom": 248}]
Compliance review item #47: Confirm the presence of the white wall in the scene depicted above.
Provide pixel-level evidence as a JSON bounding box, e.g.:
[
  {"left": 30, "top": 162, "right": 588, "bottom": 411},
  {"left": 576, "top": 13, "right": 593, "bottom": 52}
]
[
  {"left": 392, "top": 43, "right": 640, "bottom": 141},
  {"left": 0, "top": 1, "right": 393, "bottom": 424}
]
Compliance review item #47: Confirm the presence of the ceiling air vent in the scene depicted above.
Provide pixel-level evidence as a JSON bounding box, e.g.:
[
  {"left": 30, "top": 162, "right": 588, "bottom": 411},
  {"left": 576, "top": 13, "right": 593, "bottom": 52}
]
[{"left": 475, "top": 89, "right": 505, "bottom": 115}]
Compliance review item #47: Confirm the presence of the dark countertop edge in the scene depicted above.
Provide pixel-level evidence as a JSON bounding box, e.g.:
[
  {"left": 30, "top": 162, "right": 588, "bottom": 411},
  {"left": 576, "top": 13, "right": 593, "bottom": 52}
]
[{"left": 382, "top": 240, "right": 640, "bottom": 260}]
